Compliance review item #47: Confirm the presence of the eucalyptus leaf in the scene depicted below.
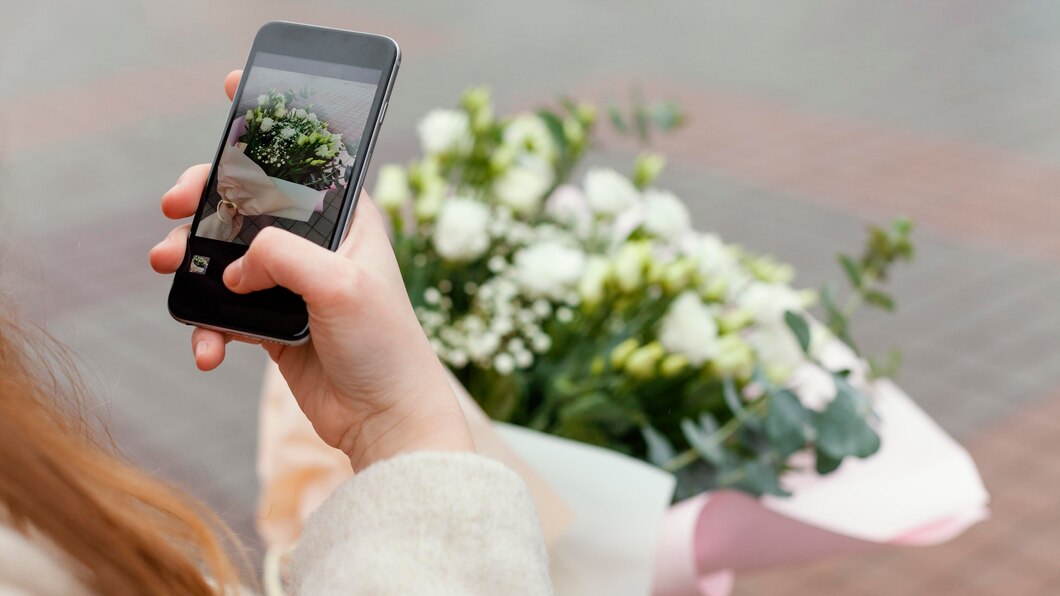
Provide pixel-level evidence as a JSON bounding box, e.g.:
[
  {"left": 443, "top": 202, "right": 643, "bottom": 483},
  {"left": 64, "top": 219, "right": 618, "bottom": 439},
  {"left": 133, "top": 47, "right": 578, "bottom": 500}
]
[
  {"left": 641, "top": 425, "right": 676, "bottom": 468},
  {"left": 783, "top": 310, "right": 812, "bottom": 354},
  {"left": 722, "top": 377, "right": 761, "bottom": 431},
  {"left": 764, "top": 389, "right": 810, "bottom": 456},
  {"left": 814, "top": 447, "right": 843, "bottom": 475},
  {"left": 814, "top": 377, "right": 881, "bottom": 459},
  {"left": 719, "top": 460, "right": 789, "bottom": 497},
  {"left": 680, "top": 415, "right": 724, "bottom": 465}
]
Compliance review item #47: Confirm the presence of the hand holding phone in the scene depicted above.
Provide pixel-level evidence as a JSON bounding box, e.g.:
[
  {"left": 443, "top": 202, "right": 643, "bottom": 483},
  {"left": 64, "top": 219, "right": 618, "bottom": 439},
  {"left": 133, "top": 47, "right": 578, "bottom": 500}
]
[
  {"left": 151, "top": 69, "right": 472, "bottom": 470},
  {"left": 169, "top": 22, "right": 400, "bottom": 344}
]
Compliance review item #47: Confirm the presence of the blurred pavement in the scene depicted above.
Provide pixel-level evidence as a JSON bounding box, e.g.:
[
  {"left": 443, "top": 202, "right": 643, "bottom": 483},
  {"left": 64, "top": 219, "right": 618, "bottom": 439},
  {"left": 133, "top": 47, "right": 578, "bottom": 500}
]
[{"left": 1, "top": 1, "right": 1059, "bottom": 593}]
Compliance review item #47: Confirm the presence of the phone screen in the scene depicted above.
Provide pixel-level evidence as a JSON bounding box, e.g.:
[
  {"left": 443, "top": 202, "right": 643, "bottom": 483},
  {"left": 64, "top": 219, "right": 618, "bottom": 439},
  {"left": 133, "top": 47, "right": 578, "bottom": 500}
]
[
  {"left": 170, "top": 24, "right": 398, "bottom": 343},
  {"left": 193, "top": 52, "right": 381, "bottom": 250}
]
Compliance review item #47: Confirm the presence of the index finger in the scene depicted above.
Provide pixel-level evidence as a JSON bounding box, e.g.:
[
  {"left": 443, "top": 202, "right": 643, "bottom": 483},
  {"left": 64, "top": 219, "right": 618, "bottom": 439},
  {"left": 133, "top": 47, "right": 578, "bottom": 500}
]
[{"left": 225, "top": 70, "right": 242, "bottom": 101}]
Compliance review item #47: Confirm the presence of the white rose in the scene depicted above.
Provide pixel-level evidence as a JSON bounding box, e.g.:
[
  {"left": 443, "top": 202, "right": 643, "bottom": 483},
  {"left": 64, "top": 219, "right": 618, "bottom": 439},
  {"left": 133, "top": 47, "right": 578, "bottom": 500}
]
[
  {"left": 257, "top": 94, "right": 267, "bottom": 105},
  {"left": 584, "top": 168, "right": 640, "bottom": 216},
  {"left": 503, "top": 114, "right": 557, "bottom": 160},
  {"left": 493, "top": 155, "right": 554, "bottom": 214},
  {"left": 512, "top": 241, "right": 587, "bottom": 300},
  {"left": 418, "top": 109, "right": 472, "bottom": 155},
  {"left": 658, "top": 291, "right": 719, "bottom": 366},
  {"left": 373, "top": 164, "right": 411, "bottom": 211},
  {"left": 279, "top": 127, "right": 297, "bottom": 139},
  {"left": 642, "top": 189, "right": 691, "bottom": 239},
  {"left": 295, "top": 108, "right": 308, "bottom": 119},
  {"left": 739, "top": 282, "right": 804, "bottom": 325},
  {"left": 433, "top": 198, "right": 491, "bottom": 261},
  {"left": 259, "top": 117, "right": 275, "bottom": 132}
]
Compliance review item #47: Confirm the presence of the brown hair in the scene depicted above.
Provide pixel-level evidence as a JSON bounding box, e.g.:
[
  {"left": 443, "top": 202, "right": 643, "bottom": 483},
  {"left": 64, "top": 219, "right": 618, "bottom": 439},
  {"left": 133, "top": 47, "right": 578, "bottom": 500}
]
[{"left": 0, "top": 304, "right": 246, "bottom": 594}]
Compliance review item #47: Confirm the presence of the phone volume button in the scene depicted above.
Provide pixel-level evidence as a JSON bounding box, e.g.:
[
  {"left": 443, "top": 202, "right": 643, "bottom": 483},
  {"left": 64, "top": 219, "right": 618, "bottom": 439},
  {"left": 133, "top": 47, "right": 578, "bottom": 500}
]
[{"left": 378, "top": 100, "right": 388, "bottom": 123}]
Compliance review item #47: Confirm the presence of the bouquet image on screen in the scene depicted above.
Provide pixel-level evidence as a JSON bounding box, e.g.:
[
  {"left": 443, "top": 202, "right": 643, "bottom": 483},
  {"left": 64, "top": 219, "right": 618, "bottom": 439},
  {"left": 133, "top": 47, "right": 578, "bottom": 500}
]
[{"left": 197, "top": 89, "right": 351, "bottom": 243}]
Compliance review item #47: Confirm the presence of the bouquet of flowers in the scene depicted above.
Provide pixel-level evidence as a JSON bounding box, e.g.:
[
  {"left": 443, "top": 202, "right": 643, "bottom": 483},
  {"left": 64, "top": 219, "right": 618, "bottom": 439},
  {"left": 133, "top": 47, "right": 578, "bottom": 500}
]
[
  {"left": 198, "top": 90, "right": 351, "bottom": 242},
  {"left": 373, "top": 87, "right": 915, "bottom": 499},
  {"left": 241, "top": 90, "right": 347, "bottom": 192}
]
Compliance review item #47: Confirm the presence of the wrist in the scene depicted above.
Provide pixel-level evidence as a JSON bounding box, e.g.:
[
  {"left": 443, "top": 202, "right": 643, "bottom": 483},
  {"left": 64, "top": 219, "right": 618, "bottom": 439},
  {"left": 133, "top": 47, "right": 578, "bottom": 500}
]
[{"left": 342, "top": 401, "right": 474, "bottom": 472}]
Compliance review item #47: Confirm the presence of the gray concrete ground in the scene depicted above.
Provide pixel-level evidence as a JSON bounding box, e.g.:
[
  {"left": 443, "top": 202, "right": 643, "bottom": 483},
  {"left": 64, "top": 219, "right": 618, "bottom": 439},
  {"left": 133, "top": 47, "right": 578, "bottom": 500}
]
[{"left": 2, "top": 1, "right": 1059, "bottom": 592}]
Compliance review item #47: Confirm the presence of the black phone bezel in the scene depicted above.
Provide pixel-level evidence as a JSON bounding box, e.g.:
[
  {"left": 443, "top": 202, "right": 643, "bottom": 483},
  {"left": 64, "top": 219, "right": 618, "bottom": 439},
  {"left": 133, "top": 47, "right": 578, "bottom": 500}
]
[{"left": 168, "top": 21, "right": 399, "bottom": 344}]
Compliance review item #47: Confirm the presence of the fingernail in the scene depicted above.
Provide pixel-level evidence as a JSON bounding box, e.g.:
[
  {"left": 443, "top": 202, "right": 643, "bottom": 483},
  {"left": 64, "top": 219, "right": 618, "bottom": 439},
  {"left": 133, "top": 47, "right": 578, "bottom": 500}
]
[
  {"left": 194, "top": 340, "right": 207, "bottom": 359},
  {"left": 223, "top": 258, "right": 243, "bottom": 287}
]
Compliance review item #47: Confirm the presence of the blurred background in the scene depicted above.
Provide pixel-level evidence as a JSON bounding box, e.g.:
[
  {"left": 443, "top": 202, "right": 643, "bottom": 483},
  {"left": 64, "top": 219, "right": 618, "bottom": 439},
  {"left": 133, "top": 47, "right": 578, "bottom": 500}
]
[{"left": 2, "top": 1, "right": 1059, "bottom": 594}]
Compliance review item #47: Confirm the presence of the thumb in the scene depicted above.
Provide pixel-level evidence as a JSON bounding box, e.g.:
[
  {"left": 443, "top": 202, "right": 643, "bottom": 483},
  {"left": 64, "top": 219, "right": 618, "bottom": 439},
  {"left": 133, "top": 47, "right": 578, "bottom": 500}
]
[{"left": 223, "top": 227, "right": 355, "bottom": 307}]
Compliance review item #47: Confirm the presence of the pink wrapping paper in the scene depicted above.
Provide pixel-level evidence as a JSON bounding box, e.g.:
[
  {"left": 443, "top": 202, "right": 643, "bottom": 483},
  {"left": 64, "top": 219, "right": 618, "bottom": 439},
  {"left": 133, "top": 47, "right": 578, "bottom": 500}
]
[{"left": 257, "top": 340, "right": 988, "bottom": 596}]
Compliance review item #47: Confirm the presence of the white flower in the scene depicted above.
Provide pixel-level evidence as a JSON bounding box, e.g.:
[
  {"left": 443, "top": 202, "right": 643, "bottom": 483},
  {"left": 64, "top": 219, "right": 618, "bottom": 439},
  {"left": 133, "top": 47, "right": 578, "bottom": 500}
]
[
  {"left": 259, "top": 117, "right": 275, "bottom": 132},
  {"left": 642, "top": 189, "right": 691, "bottom": 239},
  {"left": 746, "top": 323, "right": 804, "bottom": 375},
  {"left": 308, "top": 113, "right": 319, "bottom": 123},
  {"left": 433, "top": 198, "right": 491, "bottom": 262},
  {"left": 418, "top": 109, "right": 472, "bottom": 155},
  {"left": 512, "top": 241, "right": 587, "bottom": 300},
  {"left": 658, "top": 291, "right": 719, "bottom": 366},
  {"left": 545, "top": 184, "right": 593, "bottom": 232},
  {"left": 739, "top": 282, "right": 803, "bottom": 325},
  {"left": 584, "top": 168, "right": 640, "bottom": 216},
  {"left": 503, "top": 114, "right": 557, "bottom": 160},
  {"left": 279, "top": 127, "right": 297, "bottom": 139},
  {"left": 295, "top": 108, "right": 308, "bottom": 119},
  {"left": 493, "top": 155, "right": 553, "bottom": 214},
  {"left": 315, "top": 144, "right": 331, "bottom": 157},
  {"left": 257, "top": 94, "right": 267, "bottom": 105},
  {"left": 373, "top": 164, "right": 411, "bottom": 211}
]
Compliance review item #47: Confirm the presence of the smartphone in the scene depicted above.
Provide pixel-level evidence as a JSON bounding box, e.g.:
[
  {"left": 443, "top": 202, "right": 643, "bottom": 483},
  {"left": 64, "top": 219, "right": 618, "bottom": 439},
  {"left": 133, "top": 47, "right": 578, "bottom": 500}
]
[{"left": 168, "top": 22, "right": 399, "bottom": 344}]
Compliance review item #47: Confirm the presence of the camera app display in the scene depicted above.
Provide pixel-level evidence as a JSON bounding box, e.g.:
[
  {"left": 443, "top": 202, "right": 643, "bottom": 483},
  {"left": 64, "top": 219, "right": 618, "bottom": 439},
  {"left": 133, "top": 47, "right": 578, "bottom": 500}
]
[{"left": 195, "top": 53, "right": 380, "bottom": 247}]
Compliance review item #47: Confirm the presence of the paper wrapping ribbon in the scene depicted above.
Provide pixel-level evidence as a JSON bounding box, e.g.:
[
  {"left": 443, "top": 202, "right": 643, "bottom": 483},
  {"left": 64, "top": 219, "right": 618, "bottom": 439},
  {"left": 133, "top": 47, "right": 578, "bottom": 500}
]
[
  {"left": 197, "top": 137, "right": 327, "bottom": 242},
  {"left": 257, "top": 340, "right": 988, "bottom": 595}
]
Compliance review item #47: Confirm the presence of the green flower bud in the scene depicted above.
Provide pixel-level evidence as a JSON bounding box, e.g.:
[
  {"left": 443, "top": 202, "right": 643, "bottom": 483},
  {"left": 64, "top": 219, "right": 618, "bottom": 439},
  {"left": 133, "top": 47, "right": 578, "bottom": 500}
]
[
  {"left": 662, "top": 258, "right": 697, "bottom": 294},
  {"left": 575, "top": 102, "right": 597, "bottom": 127},
  {"left": 625, "top": 342, "right": 665, "bottom": 379},
  {"left": 712, "top": 334, "right": 754, "bottom": 379},
  {"left": 660, "top": 353, "right": 689, "bottom": 377},
  {"left": 461, "top": 86, "right": 492, "bottom": 115},
  {"left": 590, "top": 357, "right": 605, "bottom": 376},
  {"left": 610, "top": 338, "right": 640, "bottom": 370},
  {"left": 718, "top": 308, "right": 753, "bottom": 333},
  {"left": 632, "top": 152, "right": 666, "bottom": 189},
  {"left": 613, "top": 241, "right": 652, "bottom": 293}
]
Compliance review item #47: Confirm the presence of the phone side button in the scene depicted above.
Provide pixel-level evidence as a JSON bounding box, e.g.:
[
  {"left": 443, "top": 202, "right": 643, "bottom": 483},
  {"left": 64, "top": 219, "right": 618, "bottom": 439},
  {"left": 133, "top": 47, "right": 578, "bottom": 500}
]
[{"left": 378, "top": 100, "right": 388, "bottom": 123}]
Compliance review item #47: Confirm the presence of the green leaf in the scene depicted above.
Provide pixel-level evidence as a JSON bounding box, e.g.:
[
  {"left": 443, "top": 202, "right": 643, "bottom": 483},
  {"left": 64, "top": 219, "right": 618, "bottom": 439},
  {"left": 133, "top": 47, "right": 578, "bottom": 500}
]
[
  {"left": 839, "top": 255, "right": 862, "bottom": 289},
  {"left": 649, "top": 101, "right": 684, "bottom": 131},
  {"left": 536, "top": 109, "right": 569, "bottom": 153},
  {"left": 783, "top": 310, "right": 812, "bottom": 354},
  {"left": 641, "top": 425, "right": 676, "bottom": 468},
  {"left": 719, "top": 460, "right": 789, "bottom": 497},
  {"left": 863, "top": 289, "right": 895, "bottom": 312},
  {"left": 722, "top": 377, "right": 761, "bottom": 431},
  {"left": 764, "top": 389, "right": 810, "bottom": 456},
  {"left": 680, "top": 415, "right": 724, "bottom": 465},
  {"left": 814, "top": 447, "right": 843, "bottom": 474},
  {"left": 814, "top": 376, "right": 881, "bottom": 460},
  {"left": 608, "top": 104, "right": 628, "bottom": 133}
]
